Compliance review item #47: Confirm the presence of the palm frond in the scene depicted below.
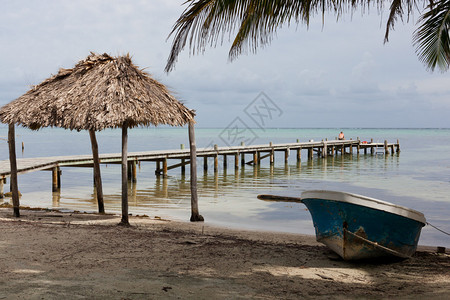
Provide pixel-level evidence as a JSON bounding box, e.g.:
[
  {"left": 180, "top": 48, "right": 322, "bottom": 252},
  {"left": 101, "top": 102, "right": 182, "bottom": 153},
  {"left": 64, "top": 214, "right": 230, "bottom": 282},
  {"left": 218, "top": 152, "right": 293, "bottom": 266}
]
[
  {"left": 164, "top": 0, "right": 426, "bottom": 72},
  {"left": 165, "top": 0, "right": 359, "bottom": 72},
  {"left": 413, "top": 0, "right": 450, "bottom": 72}
]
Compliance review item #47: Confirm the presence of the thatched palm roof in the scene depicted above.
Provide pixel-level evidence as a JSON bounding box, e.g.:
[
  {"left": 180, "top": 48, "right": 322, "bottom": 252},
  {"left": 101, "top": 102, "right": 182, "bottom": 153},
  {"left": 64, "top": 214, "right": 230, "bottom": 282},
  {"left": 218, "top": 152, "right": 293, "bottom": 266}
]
[{"left": 0, "top": 52, "right": 194, "bottom": 130}]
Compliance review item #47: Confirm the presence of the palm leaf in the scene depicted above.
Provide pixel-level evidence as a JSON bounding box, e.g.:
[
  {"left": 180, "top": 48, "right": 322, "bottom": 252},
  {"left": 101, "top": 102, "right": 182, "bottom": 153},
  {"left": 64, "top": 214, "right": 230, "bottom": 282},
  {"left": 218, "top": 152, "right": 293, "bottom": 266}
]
[
  {"left": 165, "top": 0, "right": 357, "bottom": 72},
  {"left": 414, "top": 0, "right": 450, "bottom": 72},
  {"left": 164, "top": 0, "right": 427, "bottom": 72}
]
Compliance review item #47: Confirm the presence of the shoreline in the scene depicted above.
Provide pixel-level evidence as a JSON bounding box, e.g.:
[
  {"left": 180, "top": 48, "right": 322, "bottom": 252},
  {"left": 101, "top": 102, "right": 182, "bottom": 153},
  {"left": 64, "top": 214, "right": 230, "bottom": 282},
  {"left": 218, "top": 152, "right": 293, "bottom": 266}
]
[{"left": 1, "top": 207, "right": 449, "bottom": 299}]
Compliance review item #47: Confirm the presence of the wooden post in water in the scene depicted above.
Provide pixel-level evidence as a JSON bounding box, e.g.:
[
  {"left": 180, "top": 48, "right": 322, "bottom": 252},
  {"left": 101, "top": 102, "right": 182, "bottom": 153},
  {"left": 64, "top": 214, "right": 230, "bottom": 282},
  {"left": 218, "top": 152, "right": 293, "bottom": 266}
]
[
  {"left": 120, "top": 121, "right": 129, "bottom": 225},
  {"left": 163, "top": 157, "right": 168, "bottom": 177},
  {"left": 214, "top": 154, "right": 218, "bottom": 172},
  {"left": 188, "top": 121, "right": 203, "bottom": 222},
  {"left": 370, "top": 139, "right": 374, "bottom": 155},
  {"left": 223, "top": 154, "right": 227, "bottom": 168},
  {"left": 285, "top": 148, "right": 290, "bottom": 163},
  {"left": 253, "top": 152, "right": 258, "bottom": 165},
  {"left": 234, "top": 153, "right": 239, "bottom": 170},
  {"left": 297, "top": 147, "right": 301, "bottom": 162},
  {"left": 322, "top": 142, "right": 327, "bottom": 158},
  {"left": 269, "top": 142, "right": 274, "bottom": 165},
  {"left": 155, "top": 160, "right": 161, "bottom": 175},
  {"left": 396, "top": 139, "right": 400, "bottom": 153},
  {"left": 8, "top": 124, "right": 20, "bottom": 217},
  {"left": 89, "top": 129, "right": 104, "bottom": 213},
  {"left": 180, "top": 144, "right": 186, "bottom": 174},
  {"left": 241, "top": 142, "right": 245, "bottom": 165},
  {"left": 384, "top": 140, "right": 389, "bottom": 155},
  {"left": 203, "top": 156, "right": 208, "bottom": 172},
  {"left": 132, "top": 160, "right": 137, "bottom": 182},
  {"left": 308, "top": 147, "right": 313, "bottom": 160},
  {"left": 52, "top": 167, "right": 60, "bottom": 192},
  {"left": 127, "top": 161, "right": 132, "bottom": 180},
  {"left": 214, "top": 144, "right": 219, "bottom": 172}
]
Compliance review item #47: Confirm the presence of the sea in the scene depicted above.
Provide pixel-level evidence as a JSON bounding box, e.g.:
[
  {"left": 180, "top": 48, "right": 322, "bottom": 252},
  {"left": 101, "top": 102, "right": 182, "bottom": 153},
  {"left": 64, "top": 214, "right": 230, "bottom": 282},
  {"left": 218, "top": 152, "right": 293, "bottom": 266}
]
[{"left": 1, "top": 126, "right": 449, "bottom": 248}]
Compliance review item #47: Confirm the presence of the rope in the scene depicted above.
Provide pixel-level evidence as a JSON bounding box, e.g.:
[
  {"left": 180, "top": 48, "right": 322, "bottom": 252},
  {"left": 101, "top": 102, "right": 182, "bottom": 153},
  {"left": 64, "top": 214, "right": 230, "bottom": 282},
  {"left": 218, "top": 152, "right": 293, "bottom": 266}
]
[{"left": 427, "top": 222, "right": 450, "bottom": 236}]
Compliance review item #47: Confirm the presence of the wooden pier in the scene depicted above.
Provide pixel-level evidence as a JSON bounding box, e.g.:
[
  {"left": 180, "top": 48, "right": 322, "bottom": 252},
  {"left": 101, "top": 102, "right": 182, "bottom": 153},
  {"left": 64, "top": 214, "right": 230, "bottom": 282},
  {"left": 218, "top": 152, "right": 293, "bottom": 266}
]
[{"left": 0, "top": 139, "right": 399, "bottom": 195}]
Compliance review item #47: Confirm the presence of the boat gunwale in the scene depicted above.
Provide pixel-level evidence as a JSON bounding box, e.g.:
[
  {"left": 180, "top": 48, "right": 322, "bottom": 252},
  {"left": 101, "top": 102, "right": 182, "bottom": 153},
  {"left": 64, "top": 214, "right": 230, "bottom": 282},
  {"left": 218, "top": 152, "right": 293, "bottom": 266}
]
[{"left": 301, "top": 190, "right": 426, "bottom": 225}]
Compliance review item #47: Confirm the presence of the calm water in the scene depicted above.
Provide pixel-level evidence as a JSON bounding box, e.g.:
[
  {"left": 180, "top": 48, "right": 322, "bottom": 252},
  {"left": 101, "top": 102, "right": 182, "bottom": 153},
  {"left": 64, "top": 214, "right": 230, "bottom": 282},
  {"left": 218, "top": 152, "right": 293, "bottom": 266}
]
[{"left": 1, "top": 127, "right": 449, "bottom": 248}]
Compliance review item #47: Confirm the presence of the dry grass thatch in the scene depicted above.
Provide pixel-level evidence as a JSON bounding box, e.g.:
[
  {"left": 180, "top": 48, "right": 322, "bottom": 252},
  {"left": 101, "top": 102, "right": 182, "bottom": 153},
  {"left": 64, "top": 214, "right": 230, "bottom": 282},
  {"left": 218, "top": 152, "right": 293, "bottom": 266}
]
[{"left": 0, "top": 52, "right": 194, "bottom": 131}]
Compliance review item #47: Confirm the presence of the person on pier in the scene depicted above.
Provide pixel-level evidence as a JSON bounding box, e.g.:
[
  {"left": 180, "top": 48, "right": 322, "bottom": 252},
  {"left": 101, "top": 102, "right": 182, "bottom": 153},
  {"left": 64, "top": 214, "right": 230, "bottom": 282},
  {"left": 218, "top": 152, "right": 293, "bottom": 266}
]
[{"left": 338, "top": 131, "right": 345, "bottom": 140}]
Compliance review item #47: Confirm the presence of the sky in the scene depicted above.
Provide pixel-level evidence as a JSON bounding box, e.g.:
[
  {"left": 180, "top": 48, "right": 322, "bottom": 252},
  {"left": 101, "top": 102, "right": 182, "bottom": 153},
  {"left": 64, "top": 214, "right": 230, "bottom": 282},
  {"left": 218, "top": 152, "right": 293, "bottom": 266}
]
[{"left": 1, "top": 0, "right": 450, "bottom": 128}]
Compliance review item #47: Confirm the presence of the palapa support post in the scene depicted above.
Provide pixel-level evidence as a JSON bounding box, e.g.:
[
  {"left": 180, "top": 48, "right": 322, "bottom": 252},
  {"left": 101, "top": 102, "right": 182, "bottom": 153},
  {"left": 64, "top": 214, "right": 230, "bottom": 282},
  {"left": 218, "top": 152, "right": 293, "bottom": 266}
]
[
  {"left": 120, "top": 122, "right": 129, "bottom": 226},
  {"left": 8, "top": 124, "right": 20, "bottom": 217},
  {"left": 89, "top": 129, "right": 104, "bottom": 213},
  {"left": 188, "top": 121, "right": 203, "bottom": 222}
]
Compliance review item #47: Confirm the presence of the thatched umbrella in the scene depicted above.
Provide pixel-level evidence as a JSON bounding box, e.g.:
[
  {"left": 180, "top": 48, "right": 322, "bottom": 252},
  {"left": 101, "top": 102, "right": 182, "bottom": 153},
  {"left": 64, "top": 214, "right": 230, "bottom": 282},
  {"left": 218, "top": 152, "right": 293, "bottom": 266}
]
[{"left": 0, "top": 52, "right": 203, "bottom": 224}]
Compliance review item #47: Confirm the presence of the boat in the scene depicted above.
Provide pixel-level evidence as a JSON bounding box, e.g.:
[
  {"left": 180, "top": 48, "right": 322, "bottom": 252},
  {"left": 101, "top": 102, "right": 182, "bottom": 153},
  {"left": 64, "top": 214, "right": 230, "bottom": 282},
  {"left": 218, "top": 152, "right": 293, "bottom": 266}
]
[{"left": 300, "top": 190, "right": 426, "bottom": 260}]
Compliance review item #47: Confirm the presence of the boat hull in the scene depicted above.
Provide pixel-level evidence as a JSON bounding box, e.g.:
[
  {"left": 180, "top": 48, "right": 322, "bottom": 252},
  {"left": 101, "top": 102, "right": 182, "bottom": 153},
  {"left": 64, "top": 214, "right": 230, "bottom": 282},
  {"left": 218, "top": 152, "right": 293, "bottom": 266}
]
[{"left": 301, "top": 190, "right": 426, "bottom": 260}]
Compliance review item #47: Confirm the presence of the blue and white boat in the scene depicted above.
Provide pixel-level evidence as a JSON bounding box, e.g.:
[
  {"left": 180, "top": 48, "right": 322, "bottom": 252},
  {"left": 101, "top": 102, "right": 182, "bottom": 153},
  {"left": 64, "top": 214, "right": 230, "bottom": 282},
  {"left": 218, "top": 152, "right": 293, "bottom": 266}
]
[{"left": 300, "top": 190, "right": 426, "bottom": 260}]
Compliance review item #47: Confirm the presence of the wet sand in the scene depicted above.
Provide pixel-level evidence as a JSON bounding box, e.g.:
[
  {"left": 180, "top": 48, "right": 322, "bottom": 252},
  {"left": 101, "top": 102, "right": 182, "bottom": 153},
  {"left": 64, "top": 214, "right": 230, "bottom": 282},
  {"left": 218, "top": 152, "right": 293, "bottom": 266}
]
[{"left": 0, "top": 207, "right": 449, "bottom": 299}]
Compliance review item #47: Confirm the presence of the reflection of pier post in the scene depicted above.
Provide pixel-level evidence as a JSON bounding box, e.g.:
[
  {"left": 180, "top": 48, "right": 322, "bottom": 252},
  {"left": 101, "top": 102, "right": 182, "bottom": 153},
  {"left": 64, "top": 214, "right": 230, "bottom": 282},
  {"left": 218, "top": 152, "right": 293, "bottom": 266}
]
[{"left": 52, "top": 190, "right": 60, "bottom": 207}]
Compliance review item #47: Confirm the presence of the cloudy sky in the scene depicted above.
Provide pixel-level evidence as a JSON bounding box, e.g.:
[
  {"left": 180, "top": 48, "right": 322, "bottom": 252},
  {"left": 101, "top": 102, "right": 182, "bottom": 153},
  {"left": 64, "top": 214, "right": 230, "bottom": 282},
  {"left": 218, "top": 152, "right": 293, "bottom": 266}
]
[{"left": 1, "top": 0, "right": 449, "bottom": 128}]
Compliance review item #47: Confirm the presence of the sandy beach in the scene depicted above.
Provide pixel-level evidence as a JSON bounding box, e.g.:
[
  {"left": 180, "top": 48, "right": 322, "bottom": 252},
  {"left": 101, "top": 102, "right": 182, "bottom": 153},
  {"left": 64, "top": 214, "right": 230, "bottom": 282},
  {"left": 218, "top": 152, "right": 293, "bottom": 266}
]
[{"left": 0, "top": 207, "right": 449, "bottom": 299}]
